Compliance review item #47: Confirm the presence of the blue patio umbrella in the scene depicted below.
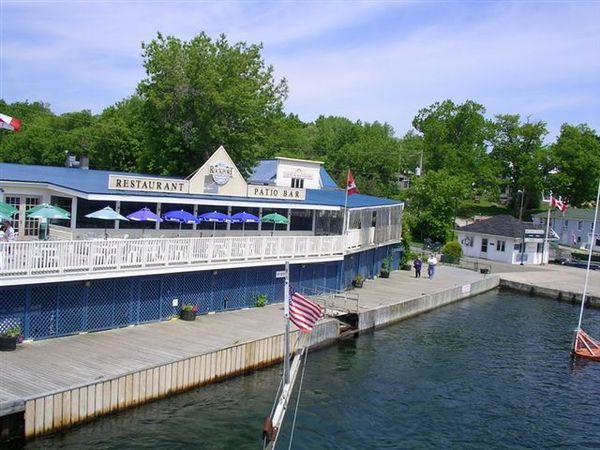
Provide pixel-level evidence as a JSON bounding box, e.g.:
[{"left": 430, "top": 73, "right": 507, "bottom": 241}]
[
  {"left": 198, "top": 211, "right": 231, "bottom": 235},
  {"left": 126, "top": 207, "right": 163, "bottom": 223},
  {"left": 163, "top": 209, "right": 198, "bottom": 233},
  {"left": 126, "top": 207, "right": 163, "bottom": 236},
  {"left": 163, "top": 209, "right": 198, "bottom": 225},
  {"left": 231, "top": 211, "right": 259, "bottom": 234},
  {"left": 85, "top": 206, "right": 129, "bottom": 239}
]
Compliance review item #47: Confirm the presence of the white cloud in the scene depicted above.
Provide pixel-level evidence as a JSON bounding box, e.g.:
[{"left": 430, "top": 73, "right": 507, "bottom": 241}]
[{"left": 1, "top": 0, "right": 598, "bottom": 139}]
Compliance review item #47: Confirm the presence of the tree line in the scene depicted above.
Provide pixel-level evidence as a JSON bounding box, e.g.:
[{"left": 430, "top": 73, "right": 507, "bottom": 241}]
[{"left": 1, "top": 32, "right": 599, "bottom": 243}]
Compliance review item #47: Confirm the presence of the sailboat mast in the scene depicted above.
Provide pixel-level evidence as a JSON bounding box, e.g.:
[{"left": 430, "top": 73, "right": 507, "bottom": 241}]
[
  {"left": 284, "top": 261, "right": 290, "bottom": 384},
  {"left": 576, "top": 180, "right": 600, "bottom": 332}
]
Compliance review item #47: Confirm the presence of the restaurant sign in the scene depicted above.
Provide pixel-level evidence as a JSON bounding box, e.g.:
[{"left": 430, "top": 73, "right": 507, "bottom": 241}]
[
  {"left": 247, "top": 185, "right": 305, "bottom": 201},
  {"left": 109, "top": 175, "right": 190, "bottom": 194}
]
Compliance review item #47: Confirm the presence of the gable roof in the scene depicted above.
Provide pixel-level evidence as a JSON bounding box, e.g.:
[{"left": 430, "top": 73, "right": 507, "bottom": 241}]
[
  {"left": 457, "top": 214, "right": 538, "bottom": 238},
  {"left": 0, "top": 162, "right": 398, "bottom": 209}
]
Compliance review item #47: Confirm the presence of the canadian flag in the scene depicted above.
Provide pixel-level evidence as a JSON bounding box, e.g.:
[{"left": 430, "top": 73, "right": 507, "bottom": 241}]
[
  {"left": 346, "top": 170, "right": 359, "bottom": 196},
  {"left": 550, "top": 195, "right": 568, "bottom": 213},
  {"left": 0, "top": 113, "right": 22, "bottom": 132}
]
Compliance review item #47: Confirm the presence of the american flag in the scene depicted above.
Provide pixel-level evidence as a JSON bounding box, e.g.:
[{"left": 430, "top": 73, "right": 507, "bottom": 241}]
[{"left": 289, "top": 288, "right": 323, "bottom": 333}]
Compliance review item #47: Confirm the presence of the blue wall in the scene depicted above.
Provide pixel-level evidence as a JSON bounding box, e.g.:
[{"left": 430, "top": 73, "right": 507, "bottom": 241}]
[{"left": 0, "top": 244, "right": 400, "bottom": 340}]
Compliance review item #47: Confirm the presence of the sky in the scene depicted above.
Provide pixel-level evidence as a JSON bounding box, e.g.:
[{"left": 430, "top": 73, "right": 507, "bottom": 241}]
[{"left": 1, "top": 0, "right": 599, "bottom": 142}]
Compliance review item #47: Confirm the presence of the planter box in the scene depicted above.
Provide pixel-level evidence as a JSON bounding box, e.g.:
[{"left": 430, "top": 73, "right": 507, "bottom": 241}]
[
  {"left": 401, "top": 264, "right": 412, "bottom": 271},
  {"left": 380, "top": 270, "right": 390, "bottom": 278},
  {"left": 0, "top": 335, "right": 18, "bottom": 351},
  {"left": 180, "top": 310, "right": 196, "bottom": 321},
  {"left": 352, "top": 280, "right": 364, "bottom": 288}
]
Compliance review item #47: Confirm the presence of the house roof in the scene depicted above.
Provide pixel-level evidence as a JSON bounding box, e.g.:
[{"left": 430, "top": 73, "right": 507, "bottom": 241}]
[
  {"left": 247, "top": 160, "right": 340, "bottom": 189},
  {"left": 457, "top": 214, "right": 538, "bottom": 238},
  {"left": 532, "top": 208, "right": 598, "bottom": 221},
  {"left": 0, "top": 162, "right": 398, "bottom": 209}
]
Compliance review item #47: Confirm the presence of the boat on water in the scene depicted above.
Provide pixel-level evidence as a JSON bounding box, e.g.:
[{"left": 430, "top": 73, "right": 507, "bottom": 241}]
[{"left": 572, "top": 180, "right": 600, "bottom": 361}]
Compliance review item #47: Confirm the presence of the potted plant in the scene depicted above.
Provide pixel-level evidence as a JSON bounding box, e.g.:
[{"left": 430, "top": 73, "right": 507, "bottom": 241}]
[
  {"left": 380, "top": 257, "right": 391, "bottom": 278},
  {"left": 352, "top": 274, "right": 365, "bottom": 288},
  {"left": 180, "top": 304, "right": 198, "bottom": 321},
  {"left": 254, "top": 294, "right": 268, "bottom": 307},
  {"left": 0, "top": 324, "right": 22, "bottom": 352}
]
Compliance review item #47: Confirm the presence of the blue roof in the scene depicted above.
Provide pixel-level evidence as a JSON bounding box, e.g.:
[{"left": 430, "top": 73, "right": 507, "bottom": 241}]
[
  {"left": 0, "top": 162, "right": 401, "bottom": 209},
  {"left": 248, "top": 160, "right": 277, "bottom": 185},
  {"left": 319, "top": 167, "right": 339, "bottom": 189}
]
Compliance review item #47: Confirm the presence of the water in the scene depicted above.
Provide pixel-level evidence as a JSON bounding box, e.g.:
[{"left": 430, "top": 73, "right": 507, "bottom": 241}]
[{"left": 28, "top": 291, "right": 600, "bottom": 449}]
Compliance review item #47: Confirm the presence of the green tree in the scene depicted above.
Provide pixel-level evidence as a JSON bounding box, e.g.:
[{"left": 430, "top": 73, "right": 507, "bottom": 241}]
[
  {"left": 137, "top": 32, "right": 288, "bottom": 177},
  {"left": 411, "top": 100, "right": 495, "bottom": 189},
  {"left": 548, "top": 124, "right": 600, "bottom": 206},
  {"left": 490, "top": 114, "right": 548, "bottom": 213},
  {"left": 405, "top": 169, "right": 471, "bottom": 242}
]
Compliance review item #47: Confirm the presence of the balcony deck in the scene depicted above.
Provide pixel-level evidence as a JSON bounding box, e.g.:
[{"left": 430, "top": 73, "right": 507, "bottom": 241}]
[{"left": 0, "top": 235, "right": 346, "bottom": 286}]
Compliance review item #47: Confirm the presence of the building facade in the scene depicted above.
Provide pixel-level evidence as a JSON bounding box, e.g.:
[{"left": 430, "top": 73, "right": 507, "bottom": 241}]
[{"left": 0, "top": 147, "right": 404, "bottom": 340}]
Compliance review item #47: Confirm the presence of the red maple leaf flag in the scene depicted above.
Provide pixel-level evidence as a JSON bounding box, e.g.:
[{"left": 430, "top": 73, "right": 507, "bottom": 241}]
[
  {"left": 0, "top": 113, "right": 22, "bottom": 132},
  {"left": 550, "top": 195, "right": 568, "bottom": 213},
  {"left": 346, "top": 169, "right": 359, "bottom": 196},
  {"left": 289, "top": 291, "right": 323, "bottom": 333}
]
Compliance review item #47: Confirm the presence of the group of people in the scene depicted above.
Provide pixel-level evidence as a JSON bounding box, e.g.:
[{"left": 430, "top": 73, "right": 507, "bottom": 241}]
[
  {"left": 0, "top": 221, "right": 15, "bottom": 242},
  {"left": 412, "top": 254, "right": 437, "bottom": 279}
]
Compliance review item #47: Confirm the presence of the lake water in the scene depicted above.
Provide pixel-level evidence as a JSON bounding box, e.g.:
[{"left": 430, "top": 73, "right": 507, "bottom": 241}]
[{"left": 27, "top": 290, "right": 600, "bottom": 449}]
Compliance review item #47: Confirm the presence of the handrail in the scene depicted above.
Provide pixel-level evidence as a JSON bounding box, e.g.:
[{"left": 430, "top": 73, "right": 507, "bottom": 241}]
[
  {"left": 301, "top": 285, "right": 359, "bottom": 315},
  {"left": 0, "top": 235, "right": 344, "bottom": 280}
]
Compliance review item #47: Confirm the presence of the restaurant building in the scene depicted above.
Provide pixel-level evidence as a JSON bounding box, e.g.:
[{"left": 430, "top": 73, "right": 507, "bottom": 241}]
[{"left": 0, "top": 146, "right": 403, "bottom": 340}]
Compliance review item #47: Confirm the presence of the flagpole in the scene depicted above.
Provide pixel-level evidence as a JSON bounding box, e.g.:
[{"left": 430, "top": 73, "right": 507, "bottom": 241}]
[
  {"left": 343, "top": 169, "right": 350, "bottom": 237},
  {"left": 339, "top": 170, "right": 350, "bottom": 290},
  {"left": 283, "top": 260, "right": 290, "bottom": 384},
  {"left": 542, "top": 193, "right": 552, "bottom": 265}
]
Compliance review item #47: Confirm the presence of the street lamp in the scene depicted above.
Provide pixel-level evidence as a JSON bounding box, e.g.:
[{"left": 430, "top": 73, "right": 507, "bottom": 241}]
[
  {"left": 415, "top": 149, "right": 423, "bottom": 177},
  {"left": 518, "top": 189, "right": 525, "bottom": 221}
]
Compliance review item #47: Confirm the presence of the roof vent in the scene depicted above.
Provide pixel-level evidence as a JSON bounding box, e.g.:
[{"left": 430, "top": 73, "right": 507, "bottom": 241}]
[{"left": 65, "top": 153, "right": 89, "bottom": 169}]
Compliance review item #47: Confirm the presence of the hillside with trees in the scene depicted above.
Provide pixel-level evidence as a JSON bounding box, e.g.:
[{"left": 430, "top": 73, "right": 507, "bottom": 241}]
[{"left": 1, "top": 32, "right": 599, "bottom": 244}]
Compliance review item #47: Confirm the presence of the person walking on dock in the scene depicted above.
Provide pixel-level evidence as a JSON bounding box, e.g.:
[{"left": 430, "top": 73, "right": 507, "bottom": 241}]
[
  {"left": 413, "top": 256, "right": 422, "bottom": 278},
  {"left": 427, "top": 254, "right": 438, "bottom": 279}
]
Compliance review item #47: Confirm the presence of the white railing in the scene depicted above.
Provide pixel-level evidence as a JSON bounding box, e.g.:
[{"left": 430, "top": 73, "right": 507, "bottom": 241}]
[{"left": 0, "top": 235, "right": 344, "bottom": 279}]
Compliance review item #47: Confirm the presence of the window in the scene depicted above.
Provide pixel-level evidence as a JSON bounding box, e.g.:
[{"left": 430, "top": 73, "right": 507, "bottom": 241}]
[
  {"left": 514, "top": 243, "right": 521, "bottom": 251},
  {"left": 497, "top": 240, "right": 506, "bottom": 252},
  {"left": 481, "top": 238, "right": 488, "bottom": 253},
  {"left": 537, "top": 242, "right": 544, "bottom": 253},
  {"left": 565, "top": 220, "right": 569, "bottom": 227},
  {"left": 291, "top": 178, "right": 304, "bottom": 188},
  {"left": 578, "top": 221, "right": 583, "bottom": 230}
]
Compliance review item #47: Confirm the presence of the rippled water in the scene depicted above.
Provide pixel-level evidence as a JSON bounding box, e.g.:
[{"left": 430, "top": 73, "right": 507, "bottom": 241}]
[{"left": 28, "top": 290, "right": 600, "bottom": 449}]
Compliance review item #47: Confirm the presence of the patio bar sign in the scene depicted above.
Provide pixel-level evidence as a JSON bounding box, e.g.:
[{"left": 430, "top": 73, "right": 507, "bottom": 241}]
[
  {"left": 524, "top": 228, "right": 545, "bottom": 243},
  {"left": 247, "top": 185, "right": 305, "bottom": 200}
]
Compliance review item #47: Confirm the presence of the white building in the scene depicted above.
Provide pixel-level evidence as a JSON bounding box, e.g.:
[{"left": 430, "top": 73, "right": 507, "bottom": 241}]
[
  {"left": 456, "top": 215, "right": 549, "bottom": 265},
  {"left": 532, "top": 208, "right": 599, "bottom": 250}
]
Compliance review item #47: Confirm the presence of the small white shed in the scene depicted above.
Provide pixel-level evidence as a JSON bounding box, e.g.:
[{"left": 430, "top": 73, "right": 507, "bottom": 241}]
[{"left": 456, "top": 215, "right": 548, "bottom": 265}]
